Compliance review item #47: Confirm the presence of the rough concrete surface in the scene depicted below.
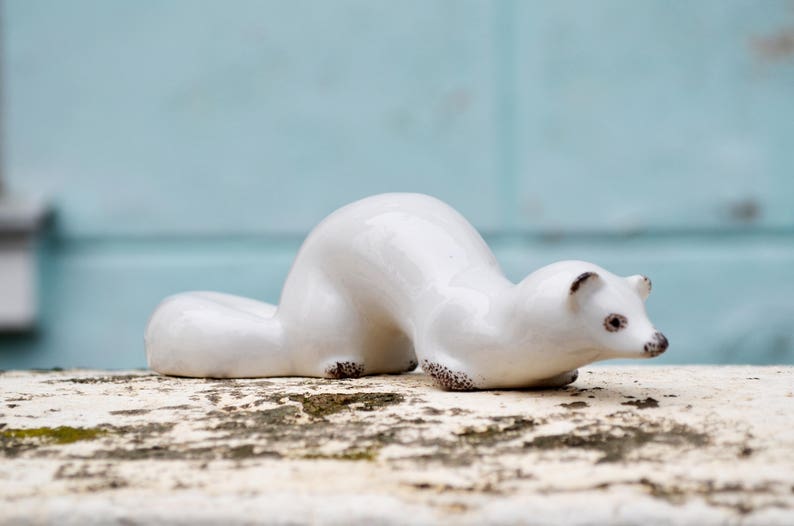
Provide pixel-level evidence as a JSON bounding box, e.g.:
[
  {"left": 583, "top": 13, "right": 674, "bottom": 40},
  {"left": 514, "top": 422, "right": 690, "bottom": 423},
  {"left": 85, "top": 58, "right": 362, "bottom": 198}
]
[{"left": 1, "top": 366, "right": 792, "bottom": 525}]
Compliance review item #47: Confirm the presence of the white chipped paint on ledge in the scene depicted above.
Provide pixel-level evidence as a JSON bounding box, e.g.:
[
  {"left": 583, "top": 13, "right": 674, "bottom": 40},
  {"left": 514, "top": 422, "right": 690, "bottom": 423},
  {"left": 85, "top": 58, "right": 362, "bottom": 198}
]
[{"left": 1, "top": 366, "right": 793, "bottom": 525}]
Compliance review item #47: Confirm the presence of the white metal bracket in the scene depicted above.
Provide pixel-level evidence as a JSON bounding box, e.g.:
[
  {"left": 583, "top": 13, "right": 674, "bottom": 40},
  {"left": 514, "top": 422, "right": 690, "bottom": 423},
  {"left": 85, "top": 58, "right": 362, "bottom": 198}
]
[{"left": 0, "top": 198, "right": 48, "bottom": 331}]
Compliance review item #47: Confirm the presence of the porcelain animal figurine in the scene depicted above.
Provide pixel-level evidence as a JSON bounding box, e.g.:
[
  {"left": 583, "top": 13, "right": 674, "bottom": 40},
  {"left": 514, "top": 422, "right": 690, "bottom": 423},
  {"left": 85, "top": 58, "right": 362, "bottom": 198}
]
[{"left": 145, "top": 193, "right": 668, "bottom": 390}]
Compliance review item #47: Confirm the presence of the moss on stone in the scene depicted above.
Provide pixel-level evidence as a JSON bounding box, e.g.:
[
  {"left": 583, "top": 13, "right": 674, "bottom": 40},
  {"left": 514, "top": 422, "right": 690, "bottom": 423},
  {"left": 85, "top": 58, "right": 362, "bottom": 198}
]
[
  {"left": 298, "top": 446, "right": 380, "bottom": 461},
  {"left": 1, "top": 426, "right": 107, "bottom": 446},
  {"left": 1, "top": 422, "right": 180, "bottom": 458},
  {"left": 0, "top": 426, "right": 107, "bottom": 457}
]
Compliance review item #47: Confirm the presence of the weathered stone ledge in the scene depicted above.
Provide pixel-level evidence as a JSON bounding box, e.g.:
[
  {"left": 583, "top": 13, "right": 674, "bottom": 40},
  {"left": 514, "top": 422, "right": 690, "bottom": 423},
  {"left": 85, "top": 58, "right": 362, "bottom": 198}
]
[{"left": 1, "top": 366, "right": 793, "bottom": 525}]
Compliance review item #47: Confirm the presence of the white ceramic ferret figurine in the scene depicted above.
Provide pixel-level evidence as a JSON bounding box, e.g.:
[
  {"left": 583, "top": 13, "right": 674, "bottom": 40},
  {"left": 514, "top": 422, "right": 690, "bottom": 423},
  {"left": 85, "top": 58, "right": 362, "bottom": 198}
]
[{"left": 145, "top": 193, "right": 668, "bottom": 390}]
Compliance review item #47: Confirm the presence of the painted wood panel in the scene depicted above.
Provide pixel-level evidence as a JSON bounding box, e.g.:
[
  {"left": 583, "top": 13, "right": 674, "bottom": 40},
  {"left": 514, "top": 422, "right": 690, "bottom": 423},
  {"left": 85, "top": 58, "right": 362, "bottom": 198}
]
[
  {"left": 6, "top": 0, "right": 794, "bottom": 235},
  {"left": 3, "top": 0, "right": 502, "bottom": 235},
  {"left": 512, "top": 0, "right": 794, "bottom": 231}
]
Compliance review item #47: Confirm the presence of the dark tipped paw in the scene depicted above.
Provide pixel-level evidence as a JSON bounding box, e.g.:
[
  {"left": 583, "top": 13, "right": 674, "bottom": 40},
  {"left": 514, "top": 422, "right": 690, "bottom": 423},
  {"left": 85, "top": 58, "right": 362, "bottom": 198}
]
[
  {"left": 422, "top": 360, "right": 476, "bottom": 391},
  {"left": 324, "top": 361, "right": 364, "bottom": 379}
]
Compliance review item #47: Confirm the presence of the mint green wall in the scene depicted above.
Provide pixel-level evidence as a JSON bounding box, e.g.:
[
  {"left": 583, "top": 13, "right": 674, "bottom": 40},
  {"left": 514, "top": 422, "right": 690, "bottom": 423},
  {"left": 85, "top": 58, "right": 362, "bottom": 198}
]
[{"left": 2, "top": 0, "right": 794, "bottom": 369}]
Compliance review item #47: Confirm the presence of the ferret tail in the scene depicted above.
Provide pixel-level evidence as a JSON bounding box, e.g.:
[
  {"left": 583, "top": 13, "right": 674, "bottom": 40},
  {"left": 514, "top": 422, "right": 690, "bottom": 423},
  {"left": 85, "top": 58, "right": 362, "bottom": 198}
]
[{"left": 144, "top": 291, "right": 290, "bottom": 378}]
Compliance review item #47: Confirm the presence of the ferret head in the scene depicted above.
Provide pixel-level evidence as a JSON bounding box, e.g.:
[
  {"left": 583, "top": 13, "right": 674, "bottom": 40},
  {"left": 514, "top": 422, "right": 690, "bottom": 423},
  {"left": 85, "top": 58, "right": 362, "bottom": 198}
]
[{"left": 567, "top": 267, "right": 668, "bottom": 359}]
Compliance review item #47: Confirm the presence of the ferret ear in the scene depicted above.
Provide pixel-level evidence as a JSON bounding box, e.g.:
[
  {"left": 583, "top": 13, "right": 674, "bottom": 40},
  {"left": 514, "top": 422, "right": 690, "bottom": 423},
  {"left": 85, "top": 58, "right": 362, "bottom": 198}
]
[
  {"left": 627, "top": 274, "right": 652, "bottom": 301},
  {"left": 568, "top": 271, "right": 601, "bottom": 309}
]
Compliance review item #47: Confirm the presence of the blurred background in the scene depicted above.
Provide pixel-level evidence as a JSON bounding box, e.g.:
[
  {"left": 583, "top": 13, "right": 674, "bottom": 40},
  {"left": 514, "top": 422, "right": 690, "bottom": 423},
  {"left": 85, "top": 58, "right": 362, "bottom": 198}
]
[{"left": 1, "top": 0, "right": 793, "bottom": 370}]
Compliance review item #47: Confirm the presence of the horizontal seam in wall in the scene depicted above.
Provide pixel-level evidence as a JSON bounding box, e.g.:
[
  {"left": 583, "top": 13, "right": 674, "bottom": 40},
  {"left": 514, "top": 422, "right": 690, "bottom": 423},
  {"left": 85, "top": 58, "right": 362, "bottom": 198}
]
[{"left": 35, "top": 227, "right": 794, "bottom": 249}]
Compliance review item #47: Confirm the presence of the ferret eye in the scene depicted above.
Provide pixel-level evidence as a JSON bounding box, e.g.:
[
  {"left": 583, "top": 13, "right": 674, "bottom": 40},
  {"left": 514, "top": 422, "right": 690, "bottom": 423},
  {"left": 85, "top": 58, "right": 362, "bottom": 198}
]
[{"left": 604, "top": 313, "right": 628, "bottom": 332}]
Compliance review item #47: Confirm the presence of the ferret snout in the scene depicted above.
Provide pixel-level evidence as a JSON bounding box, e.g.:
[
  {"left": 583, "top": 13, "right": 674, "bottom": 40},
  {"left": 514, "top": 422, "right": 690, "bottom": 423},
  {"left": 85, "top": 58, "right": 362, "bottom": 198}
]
[{"left": 643, "top": 332, "right": 668, "bottom": 357}]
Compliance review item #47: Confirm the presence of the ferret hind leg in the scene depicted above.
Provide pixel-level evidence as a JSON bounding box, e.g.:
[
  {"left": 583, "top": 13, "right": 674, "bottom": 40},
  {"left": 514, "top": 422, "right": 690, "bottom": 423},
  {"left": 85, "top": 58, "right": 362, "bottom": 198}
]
[{"left": 144, "top": 292, "right": 288, "bottom": 378}]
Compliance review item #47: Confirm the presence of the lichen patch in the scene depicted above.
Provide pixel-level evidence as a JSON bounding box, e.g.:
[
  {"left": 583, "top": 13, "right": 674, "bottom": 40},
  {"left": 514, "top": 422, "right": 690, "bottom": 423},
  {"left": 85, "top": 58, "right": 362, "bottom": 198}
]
[
  {"left": 523, "top": 421, "right": 708, "bottom": 463},
  {"left": 288, "top": 392, "right": 404, "bottom": 418}
]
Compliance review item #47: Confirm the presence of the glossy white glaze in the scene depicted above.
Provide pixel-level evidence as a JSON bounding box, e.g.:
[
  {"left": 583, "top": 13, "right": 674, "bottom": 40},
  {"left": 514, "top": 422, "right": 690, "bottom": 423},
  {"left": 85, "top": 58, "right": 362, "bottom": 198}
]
[{"left": 145, "top": 193, "right": 667, "bottom": 389}]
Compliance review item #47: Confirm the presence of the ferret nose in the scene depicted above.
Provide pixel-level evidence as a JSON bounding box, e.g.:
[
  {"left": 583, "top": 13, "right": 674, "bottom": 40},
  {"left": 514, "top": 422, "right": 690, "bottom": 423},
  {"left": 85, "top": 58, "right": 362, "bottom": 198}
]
[{"left": 643, "top": 331, "right": 669, "bottom": 357}]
